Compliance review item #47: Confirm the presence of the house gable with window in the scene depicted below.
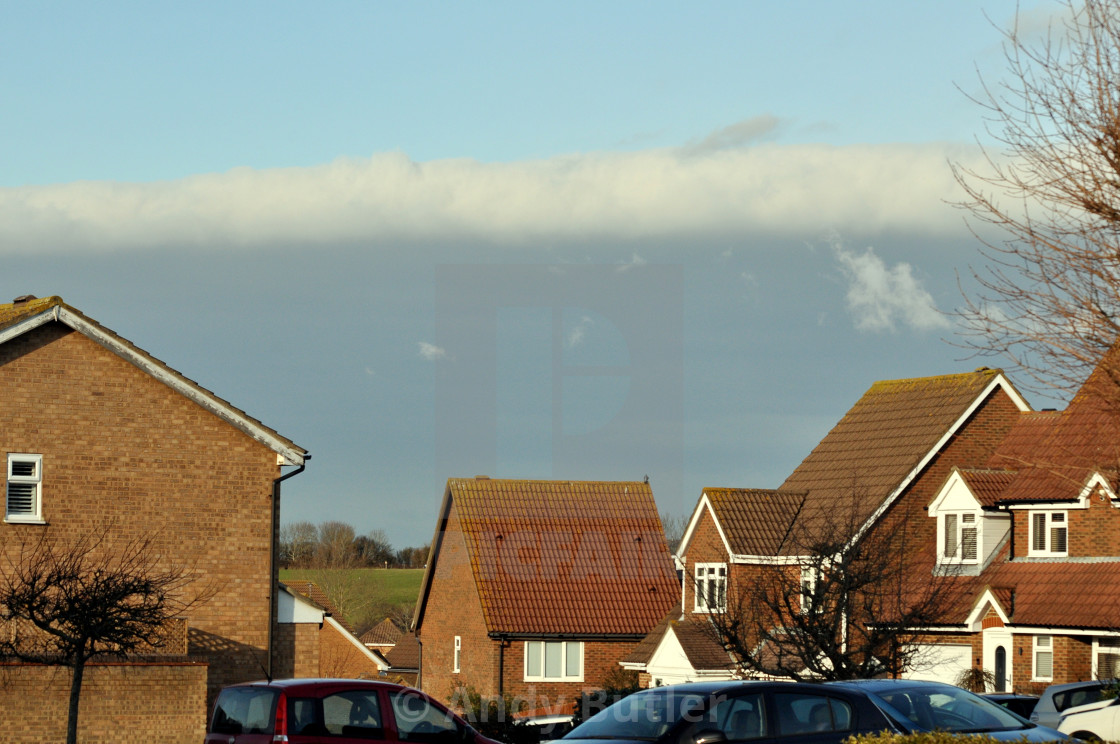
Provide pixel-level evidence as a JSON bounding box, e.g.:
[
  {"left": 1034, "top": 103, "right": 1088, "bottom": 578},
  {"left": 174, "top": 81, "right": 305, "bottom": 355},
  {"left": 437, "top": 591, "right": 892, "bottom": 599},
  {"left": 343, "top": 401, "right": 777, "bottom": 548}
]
[
  {"left": 630, "top": 369, "right": 1032, "bottom": 687},
  {"left": 920, "top": 357, "right": 1120, "bottom": 692},
  {"left": 411, "top": 477, "right": 679, "bottom": 709},
  {"left": 0, "top": 295, "right": 307, "bottom": 742}
]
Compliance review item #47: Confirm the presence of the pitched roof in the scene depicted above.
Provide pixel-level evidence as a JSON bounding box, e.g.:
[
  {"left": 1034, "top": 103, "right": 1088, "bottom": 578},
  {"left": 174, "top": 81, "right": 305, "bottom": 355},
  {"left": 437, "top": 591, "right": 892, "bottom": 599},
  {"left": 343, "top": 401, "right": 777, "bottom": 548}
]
[
  {"left": 981, "top": 561, "right": 1120, "bottom": 629},
  {"left": 416, "top": 478, "right": 679, "bottom": 636},
  {"left": 0, "top": 295, "right": 306, "bottom": 465},
  {"left": 987, "top": 362, "right": 1120, "bottom": 503},
  {"left": 385, "top": 633, "right": 420, "bottom": 670},
  {"left": 284, "top": 581, "right": 355, "bottom": 634},
  {"left": 621, "top": 605, "right": 681, "bottom": 665},
  {"left": 702, "top": 489, "right": 804, "bottom": 556},
  {"left": 777, "top": 369, "right": 1023, "bottom": 550},
  {"left": 957, "top": 469, "right": 1018, "bottom": 507},
  {"left": 674, "top": 620, "right": 736, "bottom": 671},
  {"left": 360, "top": 618, "right": 403, "bottom": 646}
]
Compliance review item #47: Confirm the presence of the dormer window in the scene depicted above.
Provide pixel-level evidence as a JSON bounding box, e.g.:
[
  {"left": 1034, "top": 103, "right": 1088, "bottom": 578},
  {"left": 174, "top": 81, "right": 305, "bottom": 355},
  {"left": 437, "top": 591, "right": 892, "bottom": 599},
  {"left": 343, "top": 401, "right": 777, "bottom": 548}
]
[
  {"left": 941, "top": 512, "right": 978, "bottom": 563},
  {"left": 1030, "top": 511, "right": 1067, "bottom": 556}
]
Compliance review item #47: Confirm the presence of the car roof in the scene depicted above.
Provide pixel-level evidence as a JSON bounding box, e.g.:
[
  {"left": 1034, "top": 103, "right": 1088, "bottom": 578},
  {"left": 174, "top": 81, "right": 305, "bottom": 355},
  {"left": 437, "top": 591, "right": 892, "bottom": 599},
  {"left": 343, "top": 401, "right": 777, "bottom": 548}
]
[
  {"left": 825, "top": 679, "right": 959, "bottom": 694},
  {"left": 226, "top": 678, "right": 408, "bottom": 692}
]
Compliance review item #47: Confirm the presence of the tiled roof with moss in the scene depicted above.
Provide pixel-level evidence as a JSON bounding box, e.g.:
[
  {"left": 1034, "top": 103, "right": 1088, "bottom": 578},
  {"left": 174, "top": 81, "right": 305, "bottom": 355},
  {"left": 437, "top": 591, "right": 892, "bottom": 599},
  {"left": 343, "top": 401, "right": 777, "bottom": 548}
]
[
  {"left": 703, "top": 488, "right": 804, "bottom": 555},
  {"left": 0, "top": 294, "right": 305, "bottom": 461},
  {"left": 447, "top": 477, "right": 680, "bottom": 636},
  {"left": 778, "top": 369, "right": 1009, "bottom": 551}
]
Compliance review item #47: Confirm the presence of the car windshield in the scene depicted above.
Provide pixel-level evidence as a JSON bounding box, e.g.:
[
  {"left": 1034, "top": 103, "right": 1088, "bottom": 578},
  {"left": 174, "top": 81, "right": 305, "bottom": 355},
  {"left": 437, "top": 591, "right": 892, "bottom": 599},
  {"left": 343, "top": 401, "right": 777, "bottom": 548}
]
[
  {"left": 568, "top": 689, "right": 713, "bottom": 740},
  {"left": 870, "top": 685, "right": 1030, "bottom": 733}
]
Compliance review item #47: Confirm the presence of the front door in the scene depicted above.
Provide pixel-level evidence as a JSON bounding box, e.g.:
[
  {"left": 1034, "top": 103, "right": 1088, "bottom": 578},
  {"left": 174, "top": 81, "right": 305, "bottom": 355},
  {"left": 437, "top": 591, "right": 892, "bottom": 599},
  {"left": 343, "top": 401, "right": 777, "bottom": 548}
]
[{"left": 983, "top": 627, "right": 1013, "bottom": 692}]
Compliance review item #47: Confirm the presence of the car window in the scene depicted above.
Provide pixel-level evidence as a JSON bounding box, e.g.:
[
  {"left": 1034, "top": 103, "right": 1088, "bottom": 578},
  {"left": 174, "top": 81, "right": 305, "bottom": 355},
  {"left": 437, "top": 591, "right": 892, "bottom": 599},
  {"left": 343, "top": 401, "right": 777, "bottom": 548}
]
[
  {"left": 1055, "top": 685, "right": 1105, "bottom": 712},
  {"left": 568, "top": 690, "right": 709, "bottom": 740},
  {"left": 708, "top": 693, "right": 768, "bottom": 740},
  {"left": 210, "top": 687, "right": 278, "bottom": 735},
  {"left": 773, "top": 693, "right": 851, "bottom": 736},
  {"left": 390, "top": 691, "right": 461, "bottom": 744},
  {"left": 323, "top": 690, "right": 384, "bottom": 738}
]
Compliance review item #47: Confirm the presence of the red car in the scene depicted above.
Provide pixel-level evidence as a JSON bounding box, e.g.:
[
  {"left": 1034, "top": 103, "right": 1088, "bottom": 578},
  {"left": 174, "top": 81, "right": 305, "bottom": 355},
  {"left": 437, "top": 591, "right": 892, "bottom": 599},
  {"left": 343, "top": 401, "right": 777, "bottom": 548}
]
[{"left": 205, "top": 678, "right": 502, "bottom": 744}]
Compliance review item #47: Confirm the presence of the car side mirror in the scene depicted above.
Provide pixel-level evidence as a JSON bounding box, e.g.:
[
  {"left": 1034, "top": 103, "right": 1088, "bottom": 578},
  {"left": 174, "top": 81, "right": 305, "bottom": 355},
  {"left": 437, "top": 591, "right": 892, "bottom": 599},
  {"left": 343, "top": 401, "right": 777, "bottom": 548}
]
[{"left": 693, "top": 728, "right": 728, "bottom": 744}]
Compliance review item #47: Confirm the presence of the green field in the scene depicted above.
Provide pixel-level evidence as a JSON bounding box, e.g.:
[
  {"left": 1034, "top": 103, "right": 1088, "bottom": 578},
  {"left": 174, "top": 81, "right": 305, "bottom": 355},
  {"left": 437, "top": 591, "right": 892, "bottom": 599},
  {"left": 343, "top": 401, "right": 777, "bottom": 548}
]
[{"left": 280, "top": 568, "right": 424, "bottom": 631}]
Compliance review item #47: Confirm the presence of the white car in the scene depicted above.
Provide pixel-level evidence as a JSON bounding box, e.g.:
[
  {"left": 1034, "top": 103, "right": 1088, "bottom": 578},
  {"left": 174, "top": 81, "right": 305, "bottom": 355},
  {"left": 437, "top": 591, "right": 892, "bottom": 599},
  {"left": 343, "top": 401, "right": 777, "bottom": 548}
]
[{"left": 1057, "top": 696, "right": 1120, "bottom": 742}]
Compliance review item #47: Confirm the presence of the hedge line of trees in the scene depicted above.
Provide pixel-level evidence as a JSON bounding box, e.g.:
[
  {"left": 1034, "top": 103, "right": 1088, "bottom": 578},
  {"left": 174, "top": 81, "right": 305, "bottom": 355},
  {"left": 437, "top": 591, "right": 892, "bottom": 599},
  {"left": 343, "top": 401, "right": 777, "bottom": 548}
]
[{"left": 279, "top": 521, "right": 429, "bottom": 569}]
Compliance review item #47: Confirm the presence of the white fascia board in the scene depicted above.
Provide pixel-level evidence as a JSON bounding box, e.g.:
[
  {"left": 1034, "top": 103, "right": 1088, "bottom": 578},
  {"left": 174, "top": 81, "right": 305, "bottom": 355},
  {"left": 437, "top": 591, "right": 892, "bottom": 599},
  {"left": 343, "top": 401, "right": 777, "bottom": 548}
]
[
  {"left": 677, "top": 493, "right": 733, "bottom": 559},
  {"left": 325, "top": 615, "right": 390, "bottom": 670},
  {"left": 853, "top": 374, "right": 1031, "bottom": 546},
  {"left": 0, "top": 306, "right": 61, "bottom": 345},
  {"left": 964, "top": 588, "right": 1011, "bottom": 629},
  {"left": 928, "top": 469, "right": 982, "bottom": 515},
  {"left": 278, "top": 586, "right": 326, "bottom": 624},
  {"left": 1078, "top": 472, "right": 1117, "bottom": 506},
  {"left": 57, "top": 308, "right": 305, "bottom": 466},
  {"left": 730, "top": 554, "right": 804, "bottom": 565}
]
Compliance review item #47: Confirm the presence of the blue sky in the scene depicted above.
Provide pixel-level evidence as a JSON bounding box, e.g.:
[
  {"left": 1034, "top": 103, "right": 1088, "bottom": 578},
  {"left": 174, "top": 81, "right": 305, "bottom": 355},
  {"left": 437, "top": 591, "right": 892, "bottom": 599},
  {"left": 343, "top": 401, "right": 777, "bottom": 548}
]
[{"left": 1, "top": 1, "right": 1063, "bottom": 546}]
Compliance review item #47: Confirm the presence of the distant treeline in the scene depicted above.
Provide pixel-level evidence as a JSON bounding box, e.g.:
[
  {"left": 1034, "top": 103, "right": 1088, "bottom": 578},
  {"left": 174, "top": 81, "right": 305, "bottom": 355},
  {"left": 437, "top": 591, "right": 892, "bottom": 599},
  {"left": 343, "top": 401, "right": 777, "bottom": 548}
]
[{"left": 279, "top": 521, "right": 429, "bottom": 569}]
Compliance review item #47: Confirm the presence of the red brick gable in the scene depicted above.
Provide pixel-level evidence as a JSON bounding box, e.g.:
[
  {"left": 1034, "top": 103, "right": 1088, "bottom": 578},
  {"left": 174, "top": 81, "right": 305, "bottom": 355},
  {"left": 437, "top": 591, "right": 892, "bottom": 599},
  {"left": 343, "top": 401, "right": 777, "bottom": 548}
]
[
  {"left": 420, "top": 478, "right": 678, "bottom": 637},
  {"left": 779, "top": 369, "right": 1025, "bottom": 548}
]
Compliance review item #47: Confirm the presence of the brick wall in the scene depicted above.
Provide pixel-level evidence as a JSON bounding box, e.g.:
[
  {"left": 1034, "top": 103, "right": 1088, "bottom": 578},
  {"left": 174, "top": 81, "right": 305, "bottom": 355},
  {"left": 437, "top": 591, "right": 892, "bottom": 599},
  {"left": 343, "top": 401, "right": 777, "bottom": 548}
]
[
  {"left": 0, "top": 324, "right": 289, "bottom": 733},
  {"left": 273, "top": 622, "right": 319, "bottom": 678},
  {"left": 679, "top": 505, "right": 726, "bottom": 614},
  {"left": 0, "top": 661, "right": 208, "bottom": 744},
  {"left": 419, "top": 499, "right": 497, "bottom": 701},
  {"left": 318, "top": 620, "right": 385, "bottom": 679}
]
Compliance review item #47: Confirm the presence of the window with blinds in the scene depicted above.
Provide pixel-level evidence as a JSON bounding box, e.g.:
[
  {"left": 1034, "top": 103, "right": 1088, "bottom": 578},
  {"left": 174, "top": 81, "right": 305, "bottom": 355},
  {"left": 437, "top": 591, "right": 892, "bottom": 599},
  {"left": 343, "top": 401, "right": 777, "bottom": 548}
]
[{"left": 5, "top": 454, "right": 42, "bottom": 522}]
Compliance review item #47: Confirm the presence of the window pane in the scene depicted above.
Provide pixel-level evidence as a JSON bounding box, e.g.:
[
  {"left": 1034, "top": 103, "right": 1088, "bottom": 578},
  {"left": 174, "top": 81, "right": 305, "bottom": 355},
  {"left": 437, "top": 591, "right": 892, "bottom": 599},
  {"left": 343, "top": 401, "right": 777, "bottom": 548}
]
[
  {"left": 7, "top": 483, "right": 35, "bottom": 514},
  {"left": 1032, "top": 513, "right": 1047, "bottom": 551},
  {"left": 526, "top": 642, "right": 541, "bottom": 677},
  {"left": 944, "top": 515, "right": 958, "bottom": 557},
  {"left": 565, "top": 642, "right": 581, "bottom": 678},
  {"left": 962, "top": 527, "right": 977, "bottom": 560},
  {"left": 774, "top": 693, "right": 835, "bottom": 735},
  {"left": 712, "top": 693, "right": 766, "bottom": 740},
  {"left": 1052, "top": 526, "right": 1067, "bottom": 553},
  {"left": 1037, "top": 650, "right": 1053, "bottom": 678},
  {"left": 544, "top": 642, "right": 562, "bottom": 677},
  {"left": 10, "top": 460, "right": 35, "bottom": 477},
  {"left": 324, "top": 691, "right": 381, "bottom": 736},
  {"left": 391, "top": 693, "right": 459, "bottom": 743}
]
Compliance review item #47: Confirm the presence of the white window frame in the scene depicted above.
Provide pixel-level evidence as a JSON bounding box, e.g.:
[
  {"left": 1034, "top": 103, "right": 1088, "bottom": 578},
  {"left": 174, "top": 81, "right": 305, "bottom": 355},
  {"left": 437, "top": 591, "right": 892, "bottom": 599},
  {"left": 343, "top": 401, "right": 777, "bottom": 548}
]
[
  {"left": 694, "top": 562, "right": 727, "bottom": 613},
  {"left": 523, "top": 641, "right": 583, "bottom": 682},
  {"left": 453, "top": 636, "right": 461, "bottom": 673},
  {"left": 5, "top": 454, "right": 43, "bottom": 523},
  {"left": 1029, "top": 511, "right": 1068, "bottom": 557},
  {"left": 940, "top": 512, "right": 979, "bottom": 564},
  {"left": 800, "top": 565, "right": 818, "bottom": 614},
  {"left": 1033, "top": 635, "right": 1054, "bottom": 682},
  {"left": 1093, "top": 638, "right": 1120, "bottom": 679}
]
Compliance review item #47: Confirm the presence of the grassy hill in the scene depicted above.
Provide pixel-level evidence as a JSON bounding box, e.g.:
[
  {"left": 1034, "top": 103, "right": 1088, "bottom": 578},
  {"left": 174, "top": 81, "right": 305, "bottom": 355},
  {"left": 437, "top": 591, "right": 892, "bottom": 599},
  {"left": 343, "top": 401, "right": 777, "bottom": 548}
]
[{"left": 280, "top": 567, "right": 424, "bottom": 632}]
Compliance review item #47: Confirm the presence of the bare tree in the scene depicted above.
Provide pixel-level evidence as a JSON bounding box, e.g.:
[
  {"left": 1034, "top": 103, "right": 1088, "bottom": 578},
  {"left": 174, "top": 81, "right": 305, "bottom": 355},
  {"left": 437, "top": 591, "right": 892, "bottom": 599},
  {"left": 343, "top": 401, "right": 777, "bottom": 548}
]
[
  {"left": 954, "top": 0, "right": 1120, "bottom": 397},
  {"left": 315, "top": 521, "right": 359, "bottom": 568},
  {"left": 0, "top": 527, "right": 207, "bottom": 744},
  {"left": 660, "top": 512, "right": 688, "bottom": 555},
  {"left": 699, "top": 498, "right": 962, "bottom": 681},
  {"left": 279, "top": 520, "right": 318, "bottom": 568}
]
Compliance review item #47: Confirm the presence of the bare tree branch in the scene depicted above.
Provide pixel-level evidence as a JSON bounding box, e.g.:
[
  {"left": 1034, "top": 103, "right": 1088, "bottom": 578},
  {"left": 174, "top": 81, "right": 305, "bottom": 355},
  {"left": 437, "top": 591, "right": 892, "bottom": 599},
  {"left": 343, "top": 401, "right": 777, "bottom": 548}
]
[{"left": 955, "top": 0, "right": 1120, "bottom": 398}]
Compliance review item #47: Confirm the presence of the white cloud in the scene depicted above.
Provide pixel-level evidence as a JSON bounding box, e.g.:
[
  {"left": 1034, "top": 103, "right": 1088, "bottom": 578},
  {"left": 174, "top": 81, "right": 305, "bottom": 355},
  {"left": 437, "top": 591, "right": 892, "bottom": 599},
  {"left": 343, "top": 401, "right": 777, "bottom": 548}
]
[
  {"left": 0, "top": 141, "right": 984, "bottom": 254},
  {"left": 418, "top": 342, "right": 448, "bottom": 361},
  {"left": 833, "top": 244, "right": 951, "bottom": 333},
  {"left": 566, "top": 315, "right": 594, "bottom": 349}
]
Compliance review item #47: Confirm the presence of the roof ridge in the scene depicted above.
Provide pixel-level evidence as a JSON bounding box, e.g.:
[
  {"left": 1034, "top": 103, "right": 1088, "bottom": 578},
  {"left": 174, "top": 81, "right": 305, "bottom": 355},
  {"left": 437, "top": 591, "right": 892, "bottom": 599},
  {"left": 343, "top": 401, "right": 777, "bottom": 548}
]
[{"left": 867, "top": 368, "right": 1001, "bottom": 389}]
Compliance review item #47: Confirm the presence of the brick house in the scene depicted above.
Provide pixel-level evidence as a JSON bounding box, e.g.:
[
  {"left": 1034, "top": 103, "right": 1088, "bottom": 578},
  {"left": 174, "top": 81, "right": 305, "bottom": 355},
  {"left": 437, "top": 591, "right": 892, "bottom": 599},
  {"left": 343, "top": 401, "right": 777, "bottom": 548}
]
[
  {"left": 918, "top": 354, "right": 1120, "bottom": 693},
  {"left": 411, "top": 477, "right": 679, "bottom": 711},
  {"left": 0, "top": 295, "right": 307, "bottom": 743},
  {"left": 628, "top": 369, "right": 1033, "bottom": 685},
  {"left": 276, "top": 581, "right": 389, "bottom": 679}
]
